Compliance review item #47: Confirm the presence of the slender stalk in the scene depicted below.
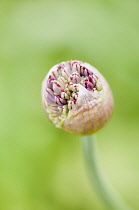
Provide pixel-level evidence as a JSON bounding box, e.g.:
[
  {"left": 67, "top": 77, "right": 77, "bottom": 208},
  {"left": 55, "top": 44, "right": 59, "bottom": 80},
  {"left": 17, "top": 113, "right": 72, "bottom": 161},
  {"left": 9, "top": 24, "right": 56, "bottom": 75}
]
[{"left": 81, "top": 135, "right": 131, "bottom": 210}]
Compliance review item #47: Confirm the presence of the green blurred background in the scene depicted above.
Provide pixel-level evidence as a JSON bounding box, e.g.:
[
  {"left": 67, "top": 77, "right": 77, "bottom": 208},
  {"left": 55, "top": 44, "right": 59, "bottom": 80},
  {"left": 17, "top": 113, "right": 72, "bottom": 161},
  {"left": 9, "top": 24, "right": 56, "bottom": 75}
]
[{"left": 0, "top": 0, "right": 139, "bottom": 209}]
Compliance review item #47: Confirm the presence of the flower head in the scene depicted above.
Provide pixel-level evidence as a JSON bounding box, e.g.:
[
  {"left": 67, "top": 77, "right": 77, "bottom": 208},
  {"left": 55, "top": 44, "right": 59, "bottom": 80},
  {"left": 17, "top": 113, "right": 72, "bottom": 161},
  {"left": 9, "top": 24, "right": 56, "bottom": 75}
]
[{"left": 42, "top": 60, "right": 114, "bottom": 135}]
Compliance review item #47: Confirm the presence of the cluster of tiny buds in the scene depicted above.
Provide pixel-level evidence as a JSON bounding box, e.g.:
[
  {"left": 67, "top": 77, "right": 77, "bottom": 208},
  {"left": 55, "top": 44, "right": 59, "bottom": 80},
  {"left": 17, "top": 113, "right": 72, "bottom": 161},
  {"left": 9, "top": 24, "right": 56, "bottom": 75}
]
[{"left": 42, "top": 60, "right": 103, "bottom": 128}]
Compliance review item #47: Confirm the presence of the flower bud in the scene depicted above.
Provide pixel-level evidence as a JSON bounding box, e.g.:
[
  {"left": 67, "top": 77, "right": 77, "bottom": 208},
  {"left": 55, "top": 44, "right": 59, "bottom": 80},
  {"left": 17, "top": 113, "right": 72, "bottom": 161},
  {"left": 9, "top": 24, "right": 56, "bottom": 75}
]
[{"left": 41, "top": 60, "right": 114, "bottom": 135}]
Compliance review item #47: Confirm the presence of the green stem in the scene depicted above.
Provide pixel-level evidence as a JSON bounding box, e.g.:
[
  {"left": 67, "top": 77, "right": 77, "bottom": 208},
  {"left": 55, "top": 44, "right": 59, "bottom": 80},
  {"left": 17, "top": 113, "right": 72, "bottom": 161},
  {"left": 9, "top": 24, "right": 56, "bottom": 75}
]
[{"left": 81, "top": 135, "right": 131, "bottom": 210}]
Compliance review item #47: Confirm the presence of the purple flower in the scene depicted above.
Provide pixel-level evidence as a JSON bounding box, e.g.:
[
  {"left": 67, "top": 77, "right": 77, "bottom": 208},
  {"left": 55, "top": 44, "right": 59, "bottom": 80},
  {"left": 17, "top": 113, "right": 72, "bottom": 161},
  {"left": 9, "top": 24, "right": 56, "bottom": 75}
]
[{"left": 41, "top": 60, "right": 114, "bottom": 135}]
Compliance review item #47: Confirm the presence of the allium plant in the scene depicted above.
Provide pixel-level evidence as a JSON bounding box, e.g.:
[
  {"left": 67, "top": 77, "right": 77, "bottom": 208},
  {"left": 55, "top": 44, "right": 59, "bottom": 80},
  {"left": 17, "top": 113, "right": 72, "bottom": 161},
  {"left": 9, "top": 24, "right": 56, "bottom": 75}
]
[
  {"left": 42, "top": 61, "right": 131, "bottom": 210},
  {"left": 42, "top": 60, "right": 113, "bottom": 135}
]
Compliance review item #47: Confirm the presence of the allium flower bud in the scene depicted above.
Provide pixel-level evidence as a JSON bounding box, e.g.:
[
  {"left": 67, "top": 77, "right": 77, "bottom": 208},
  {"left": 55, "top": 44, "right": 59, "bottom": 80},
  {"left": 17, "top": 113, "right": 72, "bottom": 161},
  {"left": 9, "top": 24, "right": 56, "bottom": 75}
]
[{"left": 42, "top": 60, "right": 114, "bottom": 135}]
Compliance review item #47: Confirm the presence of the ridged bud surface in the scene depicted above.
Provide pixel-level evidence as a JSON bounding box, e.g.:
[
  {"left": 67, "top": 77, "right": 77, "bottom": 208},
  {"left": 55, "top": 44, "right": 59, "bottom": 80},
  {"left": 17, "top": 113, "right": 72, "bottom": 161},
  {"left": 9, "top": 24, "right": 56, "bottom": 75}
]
[{"left": 42, "top": 60, "right": 114, "bottom": 135}]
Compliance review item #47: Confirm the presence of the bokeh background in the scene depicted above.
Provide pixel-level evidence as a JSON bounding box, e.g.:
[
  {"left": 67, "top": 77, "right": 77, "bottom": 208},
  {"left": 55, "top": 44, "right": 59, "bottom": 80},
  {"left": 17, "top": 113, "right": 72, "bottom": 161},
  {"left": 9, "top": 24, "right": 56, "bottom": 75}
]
[{"left": 0, "top": 0, "right": 139, "bottom": 209}]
